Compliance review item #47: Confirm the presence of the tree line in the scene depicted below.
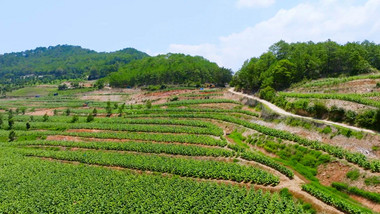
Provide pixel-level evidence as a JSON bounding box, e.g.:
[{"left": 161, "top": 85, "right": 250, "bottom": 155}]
[
  {"left": 107, "top": 53, "right": 232, "bottom": 87},
  {"left": 231, "top": 40, "right": 380, "bottom": 91}
]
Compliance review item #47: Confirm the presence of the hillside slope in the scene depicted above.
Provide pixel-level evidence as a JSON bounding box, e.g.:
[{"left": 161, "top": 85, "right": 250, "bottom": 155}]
[{"left": 0, "top": 45, "right": 149, "bottom": 84}]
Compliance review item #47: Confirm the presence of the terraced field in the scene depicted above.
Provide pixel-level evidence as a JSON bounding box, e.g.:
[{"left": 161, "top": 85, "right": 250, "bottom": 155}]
[{"left": 0, "top": 86, "right": 379, "bottom": 213}]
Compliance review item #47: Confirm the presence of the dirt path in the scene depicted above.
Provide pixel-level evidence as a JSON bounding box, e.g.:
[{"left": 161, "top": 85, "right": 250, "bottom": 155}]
[{"left": 228, "top": 88, "right": 377, "bottom": 135}]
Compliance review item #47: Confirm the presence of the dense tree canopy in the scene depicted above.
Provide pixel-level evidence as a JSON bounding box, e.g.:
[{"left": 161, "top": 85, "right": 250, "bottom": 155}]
[
  {"left": 0, "top": 45, "right": 149, "bottom": 86},
  {"left": 107, "top": 53, "right": 232, "bottom": 87},
  {"left": 231, "top": 40, "right": 380, "bottom": 92}
]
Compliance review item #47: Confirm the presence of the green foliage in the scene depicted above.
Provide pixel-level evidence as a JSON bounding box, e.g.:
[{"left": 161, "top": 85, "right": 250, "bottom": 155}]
[
  {"left": 8, "top": 130, "right": 16, "bottom": 142},
  {"left": 241, "top": 151, "right": 294, "bottom": 179},
  {"left": 232, "top": 40, "right": 380, "bottom": 91},
  {"left": 42, "top": 113, "right": 49, "bottom": 122},
  {"left": 146, "top": 100, "right": 152, "bottom": 109},
  {"left": 320, "top": 126, "right": 332, "bottom": 134},
  {"left": 65, "top": 108, "right": 71, "bottom": 116},
  {"left": 302, "top": 183, "right": 372, "bottom": 214},
  {"left": 346, "top": 169, "right": 360, "bottom": 181},
  {"left": 92, "top": 108, "right": 97, "bottom": 116},
  {"left": 365, "top": 176, "right": 380, "bottom": 186},
  {"left": 0, "top": 45, "right": 148, "bottom": 86},
  {"left": 58, "top": 84, "right": 68, "bottom": 90},
  {"left": 108, "top": 54, "right": 232, "bottom": 87},
  {"left": 332, "top": 182, "right": 380, "bottom": 203},
  {"left": 259, "top": 86, "right": 276, "bottom": 101},
  {"left": 86, "top": 114, "right": 94, "bottom": 123},
  {"left": 12, "top": 140, "right": 234, "bottom": 158},
  {"left": 19, "top": 148, "right": 280, "bottom": 185}
]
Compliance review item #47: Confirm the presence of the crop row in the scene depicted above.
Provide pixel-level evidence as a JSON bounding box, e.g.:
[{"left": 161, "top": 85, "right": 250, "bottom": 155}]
[
  {"left": 10, "top": 140, "right": 235, "bottom": 157},
  {"left": 121, "top": 112, "right": 380, "bottom": 172},
  {"left": 299, "top": 73, "right": 380, "bottom": 88},
  {"left": 19, "top": 147, "right": 280, "bottom": 185},
  {"left": 12, "top": 121, "right": 223, "bottom": 136},
  {"left": 279, "top": 92, "right": 380, "bottom": 108},
  {"left": 241, "top": 152, "right": 294, "bottom": 179},
  {"left": 302, "top": 183, "right": 372, "bottom": 214},
  {"left": 331, "top": 182, "right": 380, "bottom": 203},
  {"left": 63, "top": 107, "right": 259, "bottom": 117},
  {"left": 181, "top": 93, "right": 224, "bottom": 97},
  {"left": 156, "top": 99, "right": 240, "bottom": 106},
  {"left": 42, "top": 130, "right": 227, "bottom": 147},
  {"left": 13, "top": 115, "right": 219, "bottom": 128}
]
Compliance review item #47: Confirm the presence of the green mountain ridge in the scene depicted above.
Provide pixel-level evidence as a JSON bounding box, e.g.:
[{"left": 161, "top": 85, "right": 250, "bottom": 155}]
[{"left": 0, "top": 45, "right": 149, "bottom": 85}]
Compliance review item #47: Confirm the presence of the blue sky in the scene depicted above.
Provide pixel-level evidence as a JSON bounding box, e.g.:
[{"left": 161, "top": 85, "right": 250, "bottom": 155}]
[{"left": 0, "top": 0, "right": 379, "bottom": 70}]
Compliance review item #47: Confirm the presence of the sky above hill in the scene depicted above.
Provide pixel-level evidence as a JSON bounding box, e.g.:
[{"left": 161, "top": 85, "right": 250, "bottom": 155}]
[{"left": 1, "top": 0, "right": 379, "bottom": 70}]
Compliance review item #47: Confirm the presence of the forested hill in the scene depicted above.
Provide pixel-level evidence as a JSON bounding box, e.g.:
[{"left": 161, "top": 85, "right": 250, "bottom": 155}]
[
  {"left": 0, "top": 45, "right": 149, "bottom": 84},
  {"left": 107, "top": 53, "right": 232, "bottom": 87},
  {"left": 231, "top": 40, "right": 380, "bottom": 92}
]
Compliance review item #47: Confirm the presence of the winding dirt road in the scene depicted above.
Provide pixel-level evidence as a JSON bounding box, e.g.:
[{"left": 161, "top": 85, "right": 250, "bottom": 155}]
[{"left": 228, "top": 88, "right": 377, "bottom": 135}]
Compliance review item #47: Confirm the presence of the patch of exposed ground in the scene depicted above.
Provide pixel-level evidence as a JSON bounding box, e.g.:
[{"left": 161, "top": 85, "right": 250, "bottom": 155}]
[
  {"left": 26, "top": 107, "right": 66, "bottom": 116},
  {"left": 317, "top": 161, "right": 351, "bottom": 186}
]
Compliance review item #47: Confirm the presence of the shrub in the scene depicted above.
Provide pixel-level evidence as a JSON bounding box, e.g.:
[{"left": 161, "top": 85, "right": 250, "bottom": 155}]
[
  {"left": 86, "top": 114, "right": 94, "bottom": 123},
  {"left": 346, "top": 169, "right": 360, "bottom": 180},
  {"left": 42, "top": 113, "right": 49, "bottom": 122},
  {"left": 259, "top": 86, "right": 276, "bottom": 102},
  {"left": 8, "top": 130, "right": 16, "bottom": 142},
  {"left": 311, "top": 102, "right": 328, "bottom": 119},
  {"left": 320, "top": 126, "right": 332, "bottom": 134},
  {"left": 355, "top": 110, "right": 376, "bottom": 130},
  {"left": 70, "top": 115, "right": 79, "bottom": 123},
  {"left": 344, "top": 110, "right": 357, "bottom": 124},
  {"left": 329, "top": 105, "right": 345, "bottom": 122},
  {"left": 365, "top": 176, "right": 380, "bottom": 186},
  {"left": 146, "top": 100, "right": 152, "bottom": 109}
]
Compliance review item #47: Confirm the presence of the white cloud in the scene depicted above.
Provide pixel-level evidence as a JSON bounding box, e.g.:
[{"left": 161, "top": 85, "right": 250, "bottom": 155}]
[
  {"left": 236, "top": 0, "right": 275, "bottom": 8},
  {"left": 168, "top": 0, "right": 380, "bottom": 71}
]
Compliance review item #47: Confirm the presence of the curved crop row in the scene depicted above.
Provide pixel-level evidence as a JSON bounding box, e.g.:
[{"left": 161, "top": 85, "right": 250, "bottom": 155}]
[
  {"left": 241, "top": 152, "right": 294, "bottom": 179},
  {"left": 302, "top": 184, "right": 372, "bottom": 214}
]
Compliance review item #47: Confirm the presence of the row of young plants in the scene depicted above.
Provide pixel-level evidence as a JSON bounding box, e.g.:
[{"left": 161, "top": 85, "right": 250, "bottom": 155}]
[
  {"left": 181, "top": 93, "right": 224, "bottom": 97},
  {"left": 0, "top": 149, "right": 310, "bottom": 213},
  {"left": 241, "top": 151, "right": 294, "bottom": 179},
  {"left": 297, "top": 73, "right": 380, "bottom": 88},
  {"left": 18, "top": 147, "right": 280, "bottom": 185},
  {"left": 302, "top": 183, "right": 373, "bottom": 214},
  {"left": 279, "top": 92, "right": 380, "bottom": 108},
  {"left": 13, "top": 115, "right": 220, "bottom": 129},
  {"left": 12, "top": 121, "right": 223, "bottom": 136},
  {"left": 156, "top": 99, "right": 240, "bottom": 107},
  {"left": 0, "top": 129, "right": 226, "bottom": 146},
  {"left": 331, "top": 182, "right": 380, "bottom": 203},
  {"left": 121, "top": 112, "right": 380, "bottom": 172},
  {"left": 61, "top": 107, "right": 260, "bottom": 117},
  {"left": 10, "top": 140, "right": 235, "bottom": 157},
  {"left": 40, "top": 130, "right": 227, "bottom": 147}
]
